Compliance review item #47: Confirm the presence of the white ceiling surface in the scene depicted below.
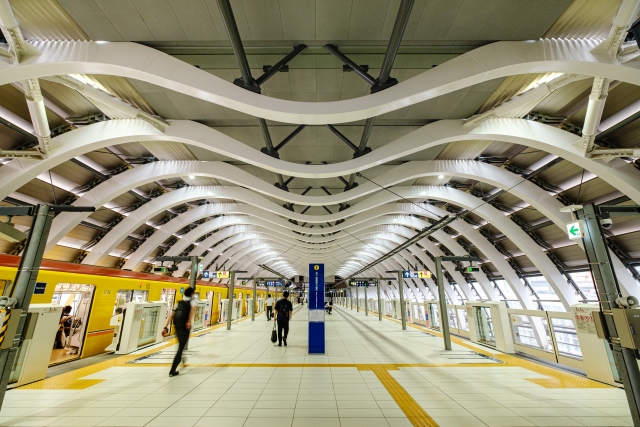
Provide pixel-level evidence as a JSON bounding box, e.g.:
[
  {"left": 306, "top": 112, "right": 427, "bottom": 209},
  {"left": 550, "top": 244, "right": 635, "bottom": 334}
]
[{"left": 57, "top": 0, "right": 572, "bottom": 43}]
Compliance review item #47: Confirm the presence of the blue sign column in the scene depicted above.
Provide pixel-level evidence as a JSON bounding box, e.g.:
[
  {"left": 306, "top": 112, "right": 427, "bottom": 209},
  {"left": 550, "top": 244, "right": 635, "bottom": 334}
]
[{"left": 308, "top": 263, "right": 325, "bottom": 354}]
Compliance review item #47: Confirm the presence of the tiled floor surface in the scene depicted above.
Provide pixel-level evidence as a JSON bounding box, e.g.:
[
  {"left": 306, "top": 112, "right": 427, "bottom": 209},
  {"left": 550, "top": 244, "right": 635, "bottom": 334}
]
[{"left": 0, "top": 304, "right": 631, "bottom": 427}]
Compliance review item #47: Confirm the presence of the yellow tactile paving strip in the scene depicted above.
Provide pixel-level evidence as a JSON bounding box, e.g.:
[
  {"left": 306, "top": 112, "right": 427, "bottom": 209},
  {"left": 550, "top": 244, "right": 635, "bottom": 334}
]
[{"left": 359, "top": 364, "right": 439, "bottom": 427}]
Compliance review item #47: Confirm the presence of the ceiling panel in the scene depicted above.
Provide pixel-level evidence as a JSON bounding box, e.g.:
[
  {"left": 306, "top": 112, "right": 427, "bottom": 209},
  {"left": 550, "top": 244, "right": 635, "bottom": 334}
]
[{"left": 58, "top": 0, "right": 572, "bottom": 42}]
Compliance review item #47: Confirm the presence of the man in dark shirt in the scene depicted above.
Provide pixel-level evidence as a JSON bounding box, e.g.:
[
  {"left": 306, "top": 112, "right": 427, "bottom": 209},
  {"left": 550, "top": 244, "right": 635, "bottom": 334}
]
[{"left": 274, "top": 291, "right": 293, "bottom": 347}]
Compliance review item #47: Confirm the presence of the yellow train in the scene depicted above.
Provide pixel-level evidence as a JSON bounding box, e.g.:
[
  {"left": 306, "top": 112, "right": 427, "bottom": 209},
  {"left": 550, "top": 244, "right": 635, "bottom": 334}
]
[{"left": 0, "top": 254, "right": 269, "bottom": 366}]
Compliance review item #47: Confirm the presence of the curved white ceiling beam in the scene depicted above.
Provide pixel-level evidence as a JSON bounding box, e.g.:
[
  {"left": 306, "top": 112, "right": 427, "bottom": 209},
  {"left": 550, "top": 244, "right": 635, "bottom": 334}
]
[
  {"left": 330, "top": 241, "right": 451, "bottom": 303},
  {"left": 76, "top": 184, "right": 575, "bottom": 304},
  {"left": 2, "top": 39, "right": 639, "bottom": 124},
  {"left": 46, "top": 157, "right": 590, "bottom": 251},
  {"left": 337, "top": 236, "right": 471, "bottom": 302},
  {"left": 3, "top": 116, "right": 640, "bottom": 190},
  {"left": 78, "top": 188, "right": 550, "bottom": 307},
  {"left": 338, "top": 237, "right": 465, "bottom": 303},
  {"left": 46, "top": 153, "right": 624, "bottom": 301},
  {"left": 152, "top": 217, "right": 498, "bottom": 306},
  {"left": 126, "top": 207, "right": 500, "bottom": 285}
]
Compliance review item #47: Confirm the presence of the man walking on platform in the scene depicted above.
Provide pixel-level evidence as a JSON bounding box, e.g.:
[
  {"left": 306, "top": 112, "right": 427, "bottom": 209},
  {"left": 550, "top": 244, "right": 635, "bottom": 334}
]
[
  {"left": 274, "top": 291, "right": 293, "bottom": 346},
  {"left": 265, "top": 294, "right": 274, "bottom": 320},
  {"left": 162, "top": 287, "right": 196, "bottom": 377}
]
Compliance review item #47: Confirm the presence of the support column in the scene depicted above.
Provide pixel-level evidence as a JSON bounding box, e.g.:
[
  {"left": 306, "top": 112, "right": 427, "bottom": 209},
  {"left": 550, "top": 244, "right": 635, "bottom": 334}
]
[
  {"left": 356, "top": 287, "right": 360, "bottom": 313},
  {"left": 579, "top": 204, "right": 640, "bottom": 425},
  {"left": 364, "top": 285, "right": 368, "bottom": 316},
  {"left": 435, "top": 257, "right": 452, "bottom": 350},
  {"left": 226, "top": 271, "right": 235, "bottom": 330},
  {"left": 251, "top": 276, "right": 256, "bottom": 321},
  {"left": 397, "top": 271, "right": 406, "bottom": 330},
  {"left": 0, "top": 205, "right": 53, "bottom": 408},
  {"left": 377, "top": 279, "right": 382, "bottom": 321},
  {"left": 189, "top": 256, "right": 198, "bottom": 289}
]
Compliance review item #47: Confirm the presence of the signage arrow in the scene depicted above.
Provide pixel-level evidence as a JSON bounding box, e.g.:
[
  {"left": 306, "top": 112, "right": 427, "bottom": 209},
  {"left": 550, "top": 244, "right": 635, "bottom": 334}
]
[{"left": 569, "top": 225, "right": 579, "bottom": 236}]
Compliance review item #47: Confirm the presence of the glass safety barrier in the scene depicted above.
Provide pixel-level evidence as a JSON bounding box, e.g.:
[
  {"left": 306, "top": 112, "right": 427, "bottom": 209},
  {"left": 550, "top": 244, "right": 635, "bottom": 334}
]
[
  {"left": 507, "top": 308, "right": 583, "bottom": 370},
  {"left": 137, "top": 306, "right": 161, "bottom": 347}
]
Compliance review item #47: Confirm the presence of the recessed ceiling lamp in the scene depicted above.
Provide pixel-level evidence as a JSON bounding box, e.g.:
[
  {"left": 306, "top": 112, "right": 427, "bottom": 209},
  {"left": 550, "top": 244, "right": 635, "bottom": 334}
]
[
  {"left": 188, "top": 175, "right": 195, "bottom": 179},
  {"left": 438, "top": 175, "right": 445, "bottom": 179}
]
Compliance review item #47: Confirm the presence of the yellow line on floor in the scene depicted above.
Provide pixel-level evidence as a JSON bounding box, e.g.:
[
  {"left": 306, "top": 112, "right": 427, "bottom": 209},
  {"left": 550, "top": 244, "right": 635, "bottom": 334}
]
[{"left": 359, "top": 364, "right": 439, "bottom": 427}]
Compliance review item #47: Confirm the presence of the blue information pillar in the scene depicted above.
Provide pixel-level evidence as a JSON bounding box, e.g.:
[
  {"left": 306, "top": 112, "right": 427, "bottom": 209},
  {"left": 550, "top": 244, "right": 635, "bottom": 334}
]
[{"left": 308, "top": 263, "right": 325, "bottom": 354}]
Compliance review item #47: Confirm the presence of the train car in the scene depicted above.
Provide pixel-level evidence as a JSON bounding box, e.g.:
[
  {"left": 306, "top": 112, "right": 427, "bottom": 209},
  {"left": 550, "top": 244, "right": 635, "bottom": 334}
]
[{"left": 0, "top": 254, "right": 268, "bottom": 366}]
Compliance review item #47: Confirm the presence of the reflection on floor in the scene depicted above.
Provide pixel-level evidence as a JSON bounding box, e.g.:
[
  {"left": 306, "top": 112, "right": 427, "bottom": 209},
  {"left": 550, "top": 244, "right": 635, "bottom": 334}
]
[
  {"left": 0, "top": 305, "right": 631, "bottom": 427},
  {"left": 49, "top": 349, "right": 79, "bottom": 366}
]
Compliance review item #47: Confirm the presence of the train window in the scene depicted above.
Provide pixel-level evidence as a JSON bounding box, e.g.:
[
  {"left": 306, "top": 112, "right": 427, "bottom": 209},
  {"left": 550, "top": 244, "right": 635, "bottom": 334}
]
[
  {"left": 0, "top": 280, "right": 10, "bottom": 296},
  {"left": 51, "top": 283, "right": 95, "bottom": 364},
  {"left": 160, "top": 288, "right": 176, "bottom": 318},
  {"left": 113, "top": 289, "right": 149, "bottom": 315}
]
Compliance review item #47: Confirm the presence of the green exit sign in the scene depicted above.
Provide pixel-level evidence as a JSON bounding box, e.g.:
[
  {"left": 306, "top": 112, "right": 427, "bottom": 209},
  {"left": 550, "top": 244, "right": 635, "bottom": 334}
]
[
  {"left": 566, "top": 220, "right": 584, "bottom": 240},
  {"left": 466, "top": 267, "right": 480, "bottom": 273}
]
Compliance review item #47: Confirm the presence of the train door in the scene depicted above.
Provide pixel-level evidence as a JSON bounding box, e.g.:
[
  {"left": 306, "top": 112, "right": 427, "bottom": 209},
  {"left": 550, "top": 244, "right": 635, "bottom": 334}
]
[
  {"left": 114, "top": 289, "right": 148, "bottom": 314},
  {"left": 50, "top": 283, "right": 95, "bottom": 365},
  {"left": 161, "top": 288, "right": 176, "bottom": 318},
  {"left": 204, "top": 291, "right": 213, "bottom": 327},
  {"left": 474, "top": 306, "right": 496, "bottom": 346}
]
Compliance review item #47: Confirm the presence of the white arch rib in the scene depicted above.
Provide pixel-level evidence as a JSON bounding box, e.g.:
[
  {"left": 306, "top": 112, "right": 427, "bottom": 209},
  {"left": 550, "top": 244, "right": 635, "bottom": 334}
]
[
  {"left": 0, "top": 39, "right": 638, "bottom": 124},
  {"left": 2, "top": 119, "right": 639, "bottom": 193}
]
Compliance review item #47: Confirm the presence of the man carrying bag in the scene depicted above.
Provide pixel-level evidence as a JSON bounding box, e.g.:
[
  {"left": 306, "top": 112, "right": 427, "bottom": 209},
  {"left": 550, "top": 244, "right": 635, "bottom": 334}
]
[
  {"left": 274, "top": 291, "right": 293, "bottom": 346},
  {"left": 162, "top": 287, "right": 196, "bottom": 377}
]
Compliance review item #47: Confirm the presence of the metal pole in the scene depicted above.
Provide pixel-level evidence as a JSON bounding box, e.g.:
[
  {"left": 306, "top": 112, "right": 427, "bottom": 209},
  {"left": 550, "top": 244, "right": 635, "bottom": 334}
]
[
  {"left": 226, "top": 271, "right": 235, "bottom": 330},
  {"left": 435, "top": 257, "right": 452, "bottom": 350},
  {"left": 356, "top": 286, "right": 360, "bottom": 312},
  {"left": 364, "top": 285, "right": 368, "bottom": 316},
  {"left": 377, "top": 279, "right": 382, "bottom": 321},
  {"left": 397, "top": 271, "right": 406, "bottom": 330},
  {"left": 579, "top": 204, "right": 640, "bottom": 425},
  {"left": 251, "top": 276, "right": 256, "bottom": 321},
  {"left": 0, "top": 205, "right": 53, "bottom": 408},
  {"left": 372, "top": 0, "right": 415, "bottom": 92},
  {"left": 216, "top": 0, "right": 260, "bottom": 93},
  {"left": 189, "top": 256, "right": 198, "bottom": 289}
]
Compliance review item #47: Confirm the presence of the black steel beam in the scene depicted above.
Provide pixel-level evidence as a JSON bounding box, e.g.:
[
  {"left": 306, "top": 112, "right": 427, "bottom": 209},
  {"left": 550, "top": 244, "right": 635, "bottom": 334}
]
[
  {"left": 69, "top": 158, "right": 109, "bottom": 180},
  {"left": 596, "top": 111, "right": 640, "bottom": 142},
  {"left": 323, "top": 44, "right": 376, "bottom": 85},
  {"left": 0, "top": 116, "right": 36, "bottom": 143},
  {"left": 216, "top": 0, "right": 260, "bottom": 93},
  {"left": 371, "top": 0, "right": 414, "bottom": 93},
  {"left": 354, "top": 117, "right": 375, "bottom": 158},
  {"left": 274, "top": 125, "right": 306, "bottom": 152},
  {"left": 326, "top": 125, "right": 357, "bottom": 151},
  {"left": 523, "top": 157, "right": 563, "bottom": 179},
  {"left": 256, "top": 44, "right": 307, "bottom": 86},
  {"left": 258, "top": 119, "right": 278, "bottom": 158}
]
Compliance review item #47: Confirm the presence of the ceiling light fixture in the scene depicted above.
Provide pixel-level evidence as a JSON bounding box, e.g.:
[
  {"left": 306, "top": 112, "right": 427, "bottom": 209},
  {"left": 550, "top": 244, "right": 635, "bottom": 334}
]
[
  {"left": 438, "top": 175, "right": 445, "bottom": 179},
  {"left": 188, "top": 175, "right": 195, "bottom": 179}
]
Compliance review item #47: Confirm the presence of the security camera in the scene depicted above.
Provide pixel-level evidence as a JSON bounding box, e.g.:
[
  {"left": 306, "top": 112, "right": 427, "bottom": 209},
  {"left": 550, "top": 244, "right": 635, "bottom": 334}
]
[{"left": 600, "top": 218, "right": 613, "bottom": 229}]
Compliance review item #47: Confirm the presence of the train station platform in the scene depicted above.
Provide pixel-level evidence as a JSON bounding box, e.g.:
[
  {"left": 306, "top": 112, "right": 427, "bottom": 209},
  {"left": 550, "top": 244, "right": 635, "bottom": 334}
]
[{"left": 0, "top": 305, "right": 630, "bottom": 427}]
